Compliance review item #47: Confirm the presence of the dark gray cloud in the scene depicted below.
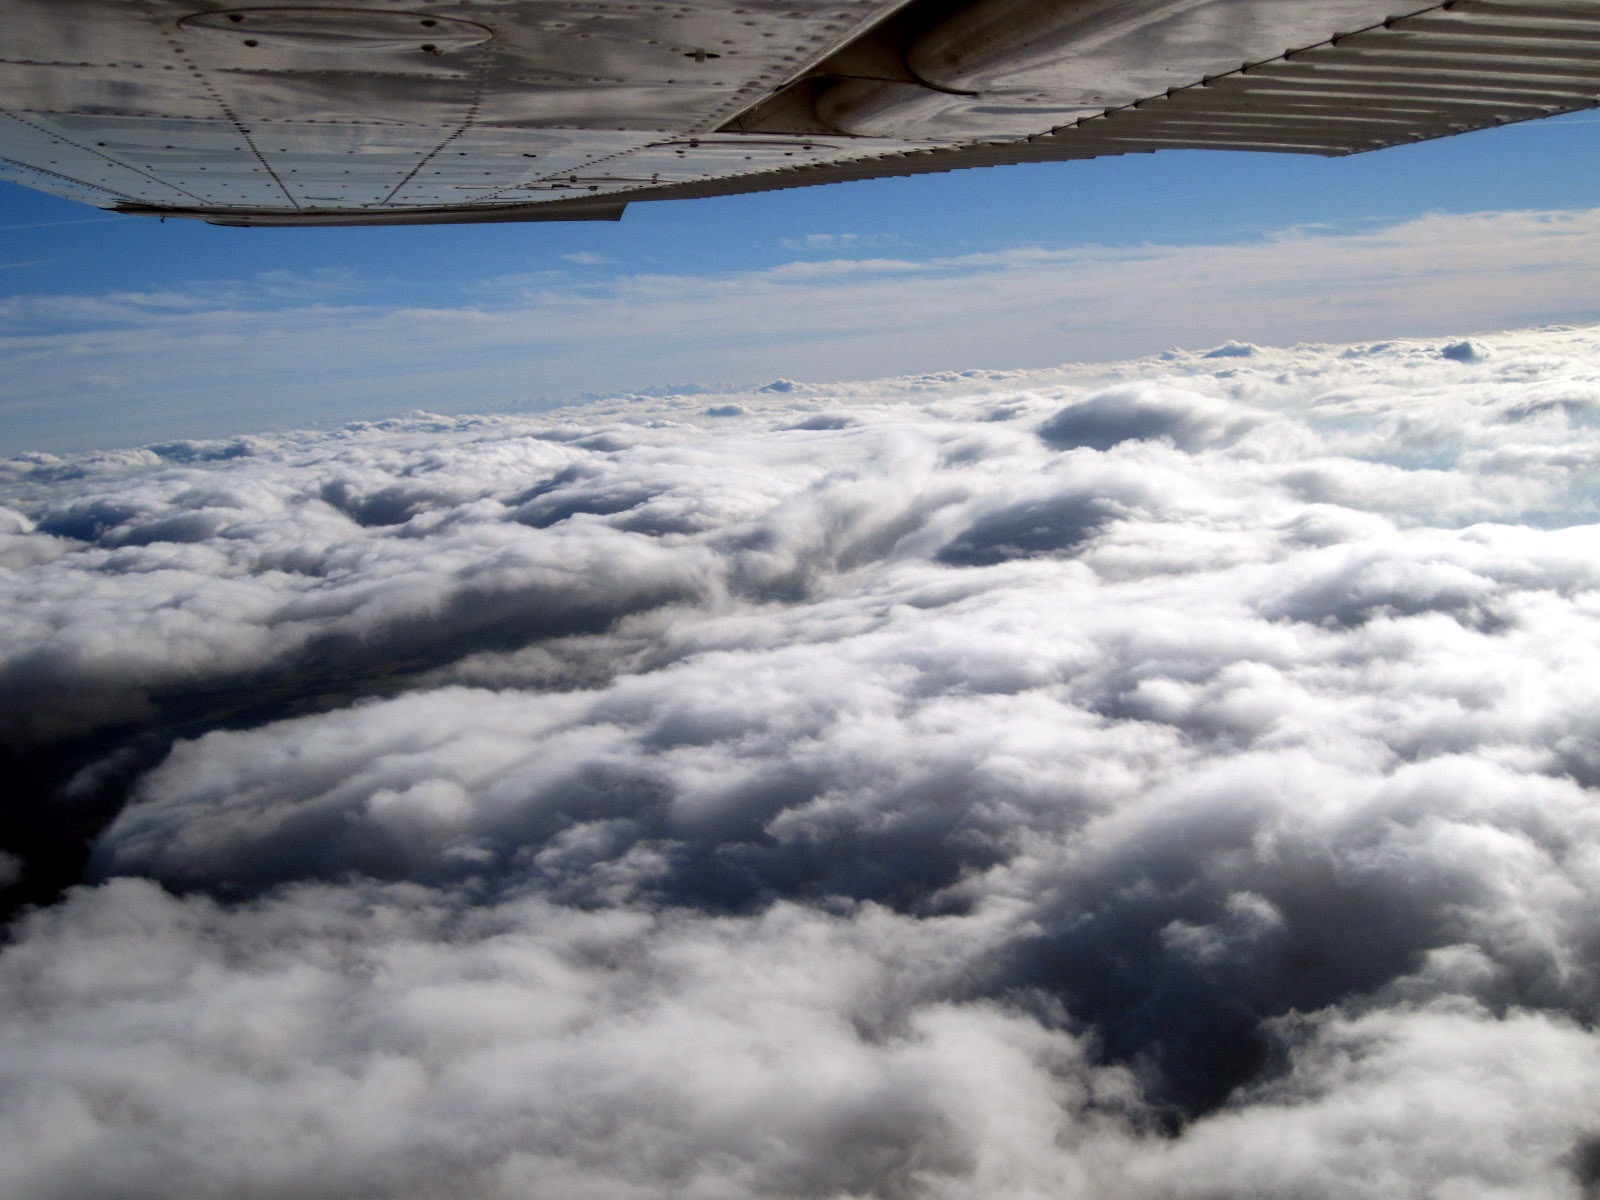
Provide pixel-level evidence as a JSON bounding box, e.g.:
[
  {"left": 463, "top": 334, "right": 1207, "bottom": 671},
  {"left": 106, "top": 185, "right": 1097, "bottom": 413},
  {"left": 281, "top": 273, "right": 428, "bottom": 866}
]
[{"left": 6, "top": 326, "right": 1600, "bottom": 1197}]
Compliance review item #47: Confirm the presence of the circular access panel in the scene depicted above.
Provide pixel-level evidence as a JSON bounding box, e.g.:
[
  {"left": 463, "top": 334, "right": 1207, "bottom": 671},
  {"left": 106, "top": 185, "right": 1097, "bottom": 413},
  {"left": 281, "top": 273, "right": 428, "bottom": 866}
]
[{"left": 179, "top": 8, "right": 493, "bottom": 53}]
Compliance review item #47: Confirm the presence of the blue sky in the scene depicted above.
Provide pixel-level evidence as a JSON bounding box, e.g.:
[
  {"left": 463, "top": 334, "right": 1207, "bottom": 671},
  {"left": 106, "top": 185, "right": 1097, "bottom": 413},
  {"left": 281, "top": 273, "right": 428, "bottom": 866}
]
[{"left": 4, "top": 110, "right": 1600, "bottom": 452}]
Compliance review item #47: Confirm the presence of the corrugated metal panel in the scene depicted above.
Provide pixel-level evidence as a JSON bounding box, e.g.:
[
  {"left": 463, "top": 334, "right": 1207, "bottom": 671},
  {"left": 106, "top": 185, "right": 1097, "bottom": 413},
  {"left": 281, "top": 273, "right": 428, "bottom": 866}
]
[{"left": 1040, "top": 0, "right": 1600, "bottom": 157}]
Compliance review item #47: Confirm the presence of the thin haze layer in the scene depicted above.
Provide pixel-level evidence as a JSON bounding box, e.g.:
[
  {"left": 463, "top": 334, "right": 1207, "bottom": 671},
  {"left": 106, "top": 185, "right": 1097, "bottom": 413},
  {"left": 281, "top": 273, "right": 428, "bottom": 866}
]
[{"left": 5, "top": 327, "right": 1600, "bottom": 1197}]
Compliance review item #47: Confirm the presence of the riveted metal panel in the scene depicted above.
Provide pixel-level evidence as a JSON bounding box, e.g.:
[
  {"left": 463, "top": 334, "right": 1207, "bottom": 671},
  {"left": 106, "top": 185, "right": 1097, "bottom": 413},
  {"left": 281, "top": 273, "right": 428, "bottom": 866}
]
[{"left": 3, "top": 0, "right": 1600, "bottom": 224}]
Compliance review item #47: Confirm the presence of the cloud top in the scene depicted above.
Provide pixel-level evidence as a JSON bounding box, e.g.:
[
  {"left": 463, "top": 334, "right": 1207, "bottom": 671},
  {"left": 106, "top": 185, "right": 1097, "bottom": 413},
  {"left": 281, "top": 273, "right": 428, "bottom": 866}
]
[{"left": 6, "top": 325, "right": 1600, "bottom": 1197}]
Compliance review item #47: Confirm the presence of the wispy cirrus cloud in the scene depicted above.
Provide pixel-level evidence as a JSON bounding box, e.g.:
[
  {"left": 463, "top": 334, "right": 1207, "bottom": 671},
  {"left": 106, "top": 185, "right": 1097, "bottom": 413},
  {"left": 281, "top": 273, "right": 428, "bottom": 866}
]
[{"left": 777, "top": 231, "right": 911, "bottom": 252}]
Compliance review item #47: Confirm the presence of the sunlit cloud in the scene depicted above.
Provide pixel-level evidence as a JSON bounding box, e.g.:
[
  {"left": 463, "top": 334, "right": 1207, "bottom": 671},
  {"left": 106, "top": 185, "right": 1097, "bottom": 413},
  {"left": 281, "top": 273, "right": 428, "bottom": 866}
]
[
  {"left": 6, "top": 325, "right": 1600, "bottom": 1197},
  {"left": 3, "top": 206, "right": 1599, "bottom": 452}
]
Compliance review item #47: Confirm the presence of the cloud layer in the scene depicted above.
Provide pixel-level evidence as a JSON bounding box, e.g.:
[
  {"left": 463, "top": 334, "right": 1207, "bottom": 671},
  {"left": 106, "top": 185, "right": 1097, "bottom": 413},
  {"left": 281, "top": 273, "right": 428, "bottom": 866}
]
[
  {"left": 6, "top": 325, "right": 1600, "bottom": 1197},
  {"left": 7, "top": 205, "right": 1600, "bottom": 452}
]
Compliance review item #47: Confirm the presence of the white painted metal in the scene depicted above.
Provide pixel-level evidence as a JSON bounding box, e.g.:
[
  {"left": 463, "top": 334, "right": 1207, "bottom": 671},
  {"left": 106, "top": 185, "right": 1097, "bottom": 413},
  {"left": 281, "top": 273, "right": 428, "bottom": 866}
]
[{"left": 0, "top": 0, "right": 1596, "bottom": 224}]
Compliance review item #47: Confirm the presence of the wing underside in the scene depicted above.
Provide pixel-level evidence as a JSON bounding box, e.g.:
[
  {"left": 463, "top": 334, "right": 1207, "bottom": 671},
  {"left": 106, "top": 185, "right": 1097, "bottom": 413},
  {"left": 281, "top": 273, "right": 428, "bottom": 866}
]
[{"left": 2, "top": 0, "right": 1597, "bottom": 225}]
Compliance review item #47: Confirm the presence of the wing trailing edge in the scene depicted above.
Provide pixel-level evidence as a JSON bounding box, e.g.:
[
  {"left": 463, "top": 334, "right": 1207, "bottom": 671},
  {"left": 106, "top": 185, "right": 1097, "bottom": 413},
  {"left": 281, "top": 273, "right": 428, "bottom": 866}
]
[{"left": 0, "top": 0, "right": 1595, "bottom": 226}]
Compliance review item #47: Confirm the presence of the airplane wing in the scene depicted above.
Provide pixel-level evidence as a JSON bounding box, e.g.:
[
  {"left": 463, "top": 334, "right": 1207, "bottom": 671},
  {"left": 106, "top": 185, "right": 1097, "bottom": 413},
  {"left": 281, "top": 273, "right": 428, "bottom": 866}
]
[{"left": 1, "top": 0, "right": 1597, "bottom": 226}]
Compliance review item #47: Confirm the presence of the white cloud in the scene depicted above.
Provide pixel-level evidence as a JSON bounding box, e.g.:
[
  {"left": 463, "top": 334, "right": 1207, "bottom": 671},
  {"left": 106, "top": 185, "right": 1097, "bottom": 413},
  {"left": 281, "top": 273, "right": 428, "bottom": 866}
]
[
  {"left": 5, "top": 206, "right": 1600, "bottom": 451},
  {"left": 777, "top": 232, "right": 911, "bottom": 252},
  {"left": 7, "top": 325, "right": 1600, "bottom": 1196}
]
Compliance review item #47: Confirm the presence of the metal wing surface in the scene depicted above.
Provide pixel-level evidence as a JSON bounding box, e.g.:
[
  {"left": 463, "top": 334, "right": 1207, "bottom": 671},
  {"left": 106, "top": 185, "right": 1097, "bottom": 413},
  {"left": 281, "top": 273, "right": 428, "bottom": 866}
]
[{"left": 2, "top": 0, "right": 1598, "bottom": 226}]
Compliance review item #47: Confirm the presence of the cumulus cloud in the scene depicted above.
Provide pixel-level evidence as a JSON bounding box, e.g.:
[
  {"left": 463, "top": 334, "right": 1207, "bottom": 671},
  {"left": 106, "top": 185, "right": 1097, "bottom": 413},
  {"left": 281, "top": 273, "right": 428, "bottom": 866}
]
[
  {"left": 1035, "top": 384, "right": 1264, "bottom": 452},
  {"left": 7, "top": 324, "right": 1600, "bottom": 1196}
]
